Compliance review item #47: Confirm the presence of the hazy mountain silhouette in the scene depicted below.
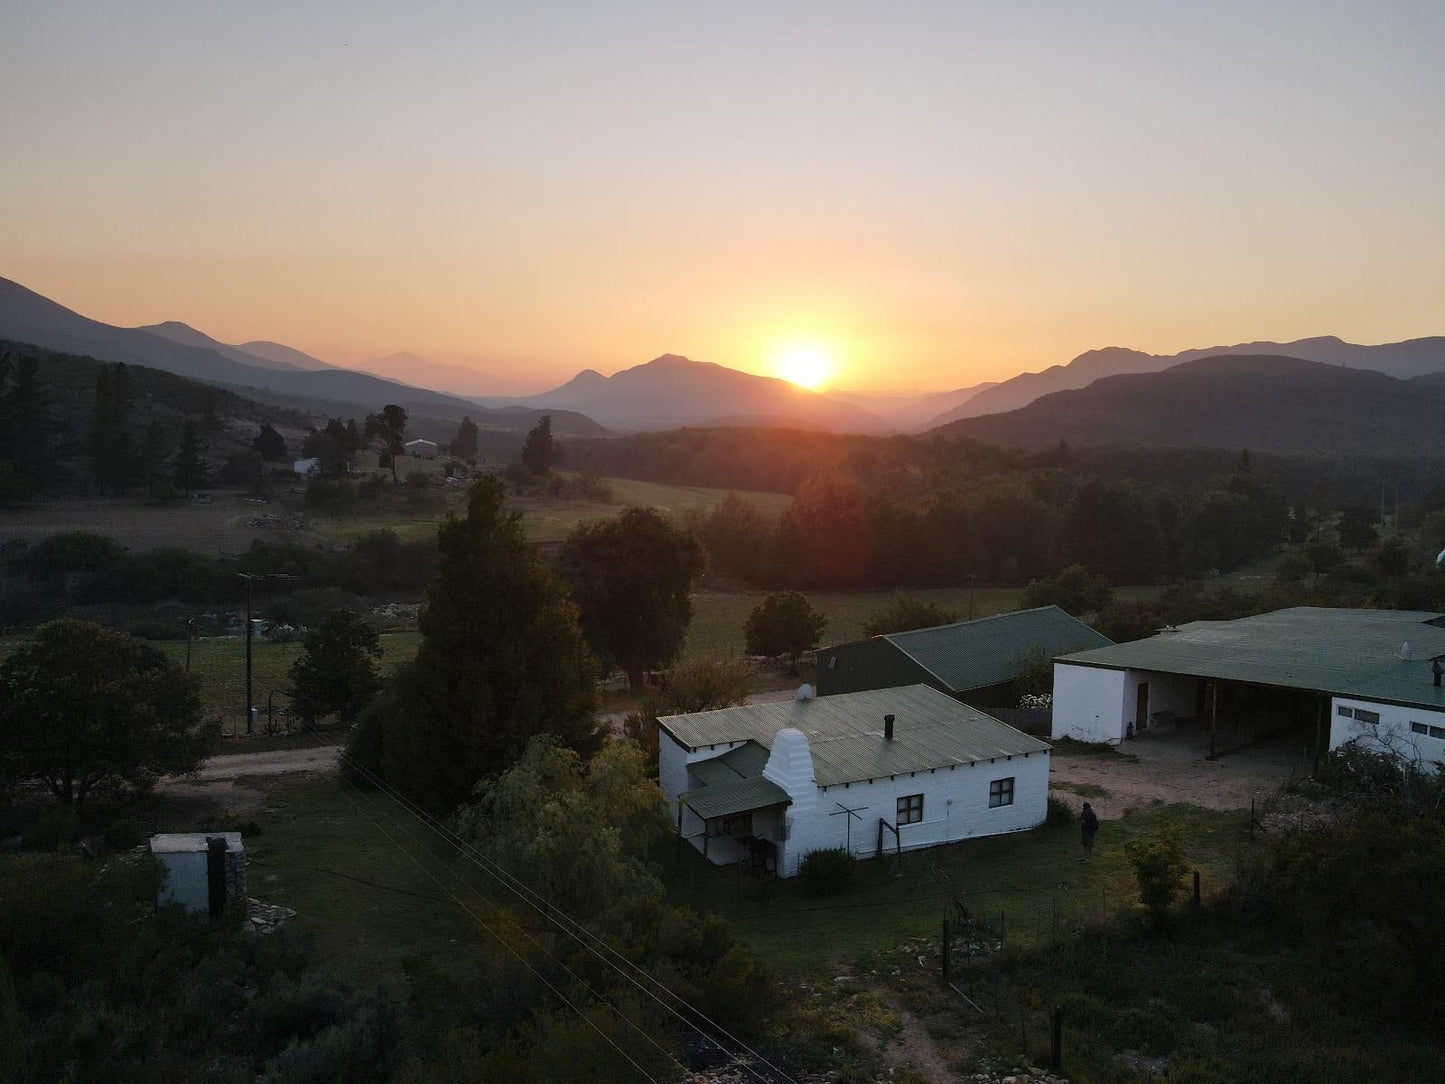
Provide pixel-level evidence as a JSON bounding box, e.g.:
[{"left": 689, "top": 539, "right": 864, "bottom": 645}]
[
  {"left": 933, "top": 336, "right": 1445, "bottom": 425},
  {"left": 358, "top": 351, "right": 512, "bottom": 398},
  {"left": 514, "top": 354, "right": 890, "bottom": 432},
  {"left": 932, "top": 354, "right": 1445, "bottom": 455},
  {"left": 141, "top": 320, "right": 332, "bottom": 372},
  {"left": 232, "top": 339, "right": 334, "bottom": 371},
  {"left": 0, "top": 275, "right": 607, "bottom": 431}
]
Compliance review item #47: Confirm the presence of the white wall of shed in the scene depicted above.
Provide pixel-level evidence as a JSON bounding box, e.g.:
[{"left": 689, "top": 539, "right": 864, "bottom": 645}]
[
  {"left": 1052, "top": 664, "right": 1128, "bottom": 742},
  {"left": 1330, "top": 697, "right": 1445, "bottom": 773},
  {"left": 156, "top": 851, "right": 210, "bottom": 913}
]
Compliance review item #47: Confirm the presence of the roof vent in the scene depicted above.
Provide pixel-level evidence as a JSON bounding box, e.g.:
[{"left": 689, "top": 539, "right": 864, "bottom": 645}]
[
  {"left": 1401, "top": 641, "right": 1413, "bottom": 660},
  {"left": 795, "top": 683, "right": 814, "bottom": 701},
  {"left": 884, "top": 713, "right": 895, "bottom": 741}
]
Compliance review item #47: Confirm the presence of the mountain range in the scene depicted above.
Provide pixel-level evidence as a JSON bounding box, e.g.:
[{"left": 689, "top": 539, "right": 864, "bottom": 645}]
[
  {"left": 934, "top": 354, "right": 1445, "bottom": 455},
  {"left": 929, "top": 336, "right": 1445, "bottom": 426}
]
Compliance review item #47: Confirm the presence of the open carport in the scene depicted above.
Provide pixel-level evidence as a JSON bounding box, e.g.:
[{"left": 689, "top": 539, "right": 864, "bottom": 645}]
[{"left": 1050, "top": 607, "right": 1445, "bottom": 765}]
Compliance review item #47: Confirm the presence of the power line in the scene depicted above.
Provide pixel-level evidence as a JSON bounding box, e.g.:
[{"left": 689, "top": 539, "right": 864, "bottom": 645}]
[{"left": 326, "top": 743, "right": 794, "bottom": 1084}]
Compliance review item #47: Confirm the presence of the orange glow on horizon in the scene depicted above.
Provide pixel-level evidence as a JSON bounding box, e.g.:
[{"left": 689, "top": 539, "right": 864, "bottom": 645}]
[{"left": 772, "top": 341, "right": 836, "bottom": 391}]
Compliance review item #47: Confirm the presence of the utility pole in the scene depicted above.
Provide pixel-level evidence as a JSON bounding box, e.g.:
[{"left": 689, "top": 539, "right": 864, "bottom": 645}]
[{"left": 238, "top": 572, "right": 294, "bottom": 736}]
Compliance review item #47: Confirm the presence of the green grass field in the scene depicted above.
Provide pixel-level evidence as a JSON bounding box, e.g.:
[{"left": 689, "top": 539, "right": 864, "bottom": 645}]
[
  {"left": 671, "top": 803, "right": 1244, "bottom": 976},
  {"left": 160, "top": 631, "right": 421, "bottom": 732}
]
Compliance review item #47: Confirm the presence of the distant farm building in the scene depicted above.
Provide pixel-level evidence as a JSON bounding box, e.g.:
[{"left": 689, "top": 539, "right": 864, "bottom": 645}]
[
  {"left": 404, "top": 438, "right": 438, "bottom": 459},
  {"left": 658, "top": 684, "right": 1050, "bottom": 877},
  {"left": 1051, "top": 607, "right": 1445, "bottom": 771},
  {"left": 817, "top": 606, "right": 1111, "bottom": 708},
  {"left": 291, "top": 457, "right": 320, "bottom": 476}
]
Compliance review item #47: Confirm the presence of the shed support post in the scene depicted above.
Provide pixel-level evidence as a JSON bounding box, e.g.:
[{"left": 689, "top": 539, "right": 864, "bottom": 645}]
[{"left": 1210, "top": 681, "right": 1218, "bottom": 759}]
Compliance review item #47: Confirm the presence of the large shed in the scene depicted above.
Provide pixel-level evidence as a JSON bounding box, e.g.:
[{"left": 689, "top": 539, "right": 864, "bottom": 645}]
[
  {"left": 1051, "top": 607, "right": 1445, "bottom": 767},
  {"left": 817, "top": 605, "right": 1112, "bottom": 707},
  {"left": 658, "top": 684, "right": 1050, "bottom": 876}
]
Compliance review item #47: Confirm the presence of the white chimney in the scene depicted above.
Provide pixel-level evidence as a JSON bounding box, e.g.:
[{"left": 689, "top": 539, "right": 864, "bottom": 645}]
[{"left": 794, "top": 683, "right": 815, "bottom": 701}]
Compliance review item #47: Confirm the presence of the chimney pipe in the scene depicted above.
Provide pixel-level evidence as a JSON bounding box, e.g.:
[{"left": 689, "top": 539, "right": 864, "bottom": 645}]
[
  {"left": 884, "top": 714, "right": 895, "bottom": 740},
  {"left": 1433, "top": 660, "right": 1442, "bottom": 688}
]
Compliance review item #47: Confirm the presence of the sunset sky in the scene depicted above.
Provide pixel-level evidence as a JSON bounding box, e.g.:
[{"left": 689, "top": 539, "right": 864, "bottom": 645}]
[{"left": 3, "top": 2, "right": 1443, "bottom": 394}]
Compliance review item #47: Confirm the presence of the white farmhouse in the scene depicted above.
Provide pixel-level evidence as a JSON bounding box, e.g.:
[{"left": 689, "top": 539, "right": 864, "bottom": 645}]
[
  {"left": 658, "top": 684, "right": 1051, "bottom": 877},
  {"left": 1050, "top": 606, "right": 1445, "bottom": 771}
]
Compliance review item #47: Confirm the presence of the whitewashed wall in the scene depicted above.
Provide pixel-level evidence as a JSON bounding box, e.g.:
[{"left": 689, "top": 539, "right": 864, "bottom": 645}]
[
  {"left": 1329, "top": 697, "right": 1445, "bottom": 773},
  {"left": 1052, "top": 664, "right": 1127, "bottom": 742},
  {"left": 156, "top": 850, "right": 211, "bottom": 912},
  {"left": 773, "top": 743, "right": 1050, "bottom": 876},
  {"left": 658, "top": 731, "right": 762, "bottom": 864}
]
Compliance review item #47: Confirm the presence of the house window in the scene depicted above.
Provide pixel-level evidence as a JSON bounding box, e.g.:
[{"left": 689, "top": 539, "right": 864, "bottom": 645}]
[
  {"left": 1411, "top": 721, "right": 1427, "bottom": 735},
  {"left": 1415, "top": 722, "right": 1445, "bottom": 739},
  {"left": 897, "top": 794, "right": 923, "bottom": 825},
  {"left": 1337, "top": 706, "right": 1354, "bottom": 718},
  {"left": 989, "top": 777, "right": 1015, "bottom": 808},
  {"left": 1354, "top": 709, "right": 1381, "bottom": 725}
]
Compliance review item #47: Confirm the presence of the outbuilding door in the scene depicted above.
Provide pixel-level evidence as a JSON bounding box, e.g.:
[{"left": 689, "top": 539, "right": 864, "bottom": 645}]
[{"left": 1135, "top": 682, "right": 1150, "bottom": 733}]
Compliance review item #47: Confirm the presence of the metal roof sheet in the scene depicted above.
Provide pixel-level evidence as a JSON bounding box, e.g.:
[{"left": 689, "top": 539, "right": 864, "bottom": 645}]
[
  {"left": 680, "top": 777, "right": 791, "bottom": 820},
  {"left": 1058, "top": 607, "right": 1445, "bottom": 694},
  {"left": 1334, "top": 660, "right": 1445, "bottom": 710},
  {"left": 689, "top": 741, "right": 771, "bottom": 787},
  {"left": 659, "top": 684, "right": 1050, "bottom": 787},
  {"left": 878, "top": 606, "right": 1113, "bottom": 692}
]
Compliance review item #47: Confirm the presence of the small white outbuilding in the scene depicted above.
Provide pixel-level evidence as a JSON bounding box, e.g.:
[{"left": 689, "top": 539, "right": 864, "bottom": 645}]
[
  {"left": 150, "top": 832, "right": 246, "bottom": 916},
  {"left": 658, "top": 684, "right": 1051, "bottom": 877},
  {"left": 404, "top": 438, "right": 438, "bottom": 459}
]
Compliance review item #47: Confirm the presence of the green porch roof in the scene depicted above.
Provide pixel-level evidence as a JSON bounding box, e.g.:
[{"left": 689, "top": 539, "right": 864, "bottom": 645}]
[
  {"left": 688, "top": 741, "right": 770, "bottom": 787},
  {"left": 680, "top": 776, "right": 791, "bottom": 820},
  {"left": 1058, "top": 607, "right": 1445, "bottom": 696}
]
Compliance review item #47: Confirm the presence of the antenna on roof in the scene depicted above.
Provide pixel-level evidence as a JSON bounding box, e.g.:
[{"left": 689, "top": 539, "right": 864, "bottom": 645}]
[{"left": 795, "top": 683, "right": 814, "bottom": 701}]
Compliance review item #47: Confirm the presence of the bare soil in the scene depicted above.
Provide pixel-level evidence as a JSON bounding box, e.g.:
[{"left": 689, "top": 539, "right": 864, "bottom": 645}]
[{"left": 1049, "top": 720, "right": 1314, "bottom": 818}]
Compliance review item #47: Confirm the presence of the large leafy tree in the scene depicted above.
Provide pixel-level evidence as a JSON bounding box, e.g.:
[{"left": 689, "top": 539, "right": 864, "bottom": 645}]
[
  {"left": 449, "top": 415, "right": 479, "bottom": 461},
  {"left": 379, "top": 477, "right": 602, "bottom": 813},
  {"left": 558, "top": 507, "right": 704, "bottom": 689},
  {"left": 0, "top": 620, "right": 209, "bottom": 805},
  {"left": 365, "top": 404, "right": 408, "bottom": 484},
  {"left": 252, "top": 423, "right": 288, "bottom": 462},
  {"left": 861, "top": 594, "right": 959, "bottom": 637},
  {"left": 744, "top": 591, "right": 827, "bottom": 671},
  {"left": 173, "top": 420, "right": 205, "bottom": 496},
  {"left": 288, "top": 608, "right": 384, "bottom": 724}
]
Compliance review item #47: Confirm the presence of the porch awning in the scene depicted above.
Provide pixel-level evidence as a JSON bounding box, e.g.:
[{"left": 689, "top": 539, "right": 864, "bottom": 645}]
[{"left": 680, "top": 777, "right": 791, "bottom": 820}]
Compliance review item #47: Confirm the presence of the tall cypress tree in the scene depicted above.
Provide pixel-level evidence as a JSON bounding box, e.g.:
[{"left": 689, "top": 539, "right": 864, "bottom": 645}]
[
  {"left": 379, "top": 476, "right": 602, "bottom": 813},
  {"left": 173, "top": 420, "right": 204, "bottom": 497}
]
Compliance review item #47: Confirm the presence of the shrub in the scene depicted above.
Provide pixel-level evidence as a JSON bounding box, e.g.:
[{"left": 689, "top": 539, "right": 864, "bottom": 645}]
[
  {"left": 1124, "top": 825, "right": 1188, "bottom": 926},
  {"left": 23, "top": 805, "right": 80, "bottom": 851},
  {"left": 1046, "top": 795, "right": 1075, "bottom": 826},
  {"left": 102, "top": 816, "right": 144, "bottom": 851},
  {"left": 797, "top": 847, "right": 855, "bottom": 896}
]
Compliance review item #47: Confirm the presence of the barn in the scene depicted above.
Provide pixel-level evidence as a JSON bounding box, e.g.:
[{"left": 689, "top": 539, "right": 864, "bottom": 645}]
[
  {"left": 404, "top": 438, "right": 438, "bottom": 459},
  {"left": 1051, "top": 606, "right": 1445, "bottom": 769},
  {"left": 817, "top": 605, "right": 1111, "bottom": 708},
  {"left": 658, "top": 684, "right": 1051, "bottom": 877}
]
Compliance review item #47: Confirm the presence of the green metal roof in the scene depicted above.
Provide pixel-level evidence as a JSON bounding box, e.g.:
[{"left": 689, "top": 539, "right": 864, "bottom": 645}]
[
  {"left": 1335, "top": 660, "right": 1445, "bottom": 710},
  {"left": 688, "top": 741, "right": 770, "bottom": 787},
  {"left": 680, "top": 776, "right": 791, "bottom": 820},
  {"left": 659, "top": 684, "right": 1050, "bottom": 787},
  {"left": 829, "top": 606, "right": 1112, "bottom": 694},
  {"left": 1059, "top": 607, "right": 1445, "bottom": 695}
]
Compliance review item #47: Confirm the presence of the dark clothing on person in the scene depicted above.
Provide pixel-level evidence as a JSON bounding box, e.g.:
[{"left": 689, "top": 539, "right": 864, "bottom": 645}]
[{"left": 1080, "top": 808, "right": 1098, "bottom": 842}]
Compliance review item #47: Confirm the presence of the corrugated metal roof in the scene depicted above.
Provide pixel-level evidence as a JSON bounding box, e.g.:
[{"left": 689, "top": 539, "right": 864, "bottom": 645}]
[
  {"left": 689, "top": 741, "right": 771, "bottom": 787},
  {"left": 659, "top": 684, "right": 1050, "bottom": 787},
  {"left": 1335, "top": 660, "right": 1445, "bottom": 710},
  {"left": 680, "top": 777, "right": 791, "bottom": 820},
  {"left": 878, "top": 606, "right": 1113, "bottom": 693},
  {"left": 1059, "top": 607, "right": 1445, "bottom": 694}
]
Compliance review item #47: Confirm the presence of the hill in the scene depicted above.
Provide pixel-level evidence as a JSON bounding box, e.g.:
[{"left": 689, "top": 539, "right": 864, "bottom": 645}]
[
  {"left": 933, "top": 336, "right": 1445, "bottom": 424},
  {"left": 0, "top": 276, "right": 607, "bottom": 437},
  {"left": 512, "top": 353, "right": 889, "bottom": 432},
  {"left": 931, "top": 354, "right": 1445, "bottom": 455}
]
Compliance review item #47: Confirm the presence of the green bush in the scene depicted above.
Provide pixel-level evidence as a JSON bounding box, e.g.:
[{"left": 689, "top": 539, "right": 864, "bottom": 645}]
[
  {"left": 1124, "top": 824, "right": 1188, "bottom": 926},
  {"left": 1046, "top": 795, "right": 1075, "bottom": 825},
  {"left": 22, "top": 806, "right": 79, "bottom": 851},
  {"left": 102, "top": 816, "right": 144, "bottom": 851},
  {"left": 797, "top": 847, "right": 855, "bottom": 896}
]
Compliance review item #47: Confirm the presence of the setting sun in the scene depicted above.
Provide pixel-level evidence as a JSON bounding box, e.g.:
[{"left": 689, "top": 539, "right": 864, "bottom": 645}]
[{"left": 776, "top": 343, "right": 834, "bottom": 391}]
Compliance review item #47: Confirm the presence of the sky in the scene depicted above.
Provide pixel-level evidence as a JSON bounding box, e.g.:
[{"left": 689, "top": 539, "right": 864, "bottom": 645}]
[{"left": 3, "top": 2, "right": 1444, "bottom": 395}]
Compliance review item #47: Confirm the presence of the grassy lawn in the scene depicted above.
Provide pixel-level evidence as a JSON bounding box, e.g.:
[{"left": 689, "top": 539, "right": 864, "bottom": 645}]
[
  {"left": 669, "top": 804, "right": 1245, "bottom": 977},
  {"left": 246, "top": 773, "right": 498, "bottom": 984},
  {"left": 160, "top": 631, "right": 421, "bottom": 733}
]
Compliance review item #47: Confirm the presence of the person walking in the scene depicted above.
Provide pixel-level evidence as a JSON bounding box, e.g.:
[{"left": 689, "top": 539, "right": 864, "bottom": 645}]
[{"left": 1079, "top": 801, "right": 1099, "bottom": 862}]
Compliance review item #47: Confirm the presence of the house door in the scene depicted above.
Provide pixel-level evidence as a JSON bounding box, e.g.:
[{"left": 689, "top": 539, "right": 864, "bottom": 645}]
[{"left": 1135, "top": 682, "right": 1150, "bottom": 733}]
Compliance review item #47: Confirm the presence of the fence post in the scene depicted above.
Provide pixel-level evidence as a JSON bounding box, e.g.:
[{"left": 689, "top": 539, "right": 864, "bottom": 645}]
[
  {"left": 1050, "top": 1005, "right": 1063, "bottom": 1071},
  {"left": 1052, "top": 897, "right": 1058, "bottom": 945},
  {"left": 1193, "top": 870, "right": 1201, "bottom": 908}
]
